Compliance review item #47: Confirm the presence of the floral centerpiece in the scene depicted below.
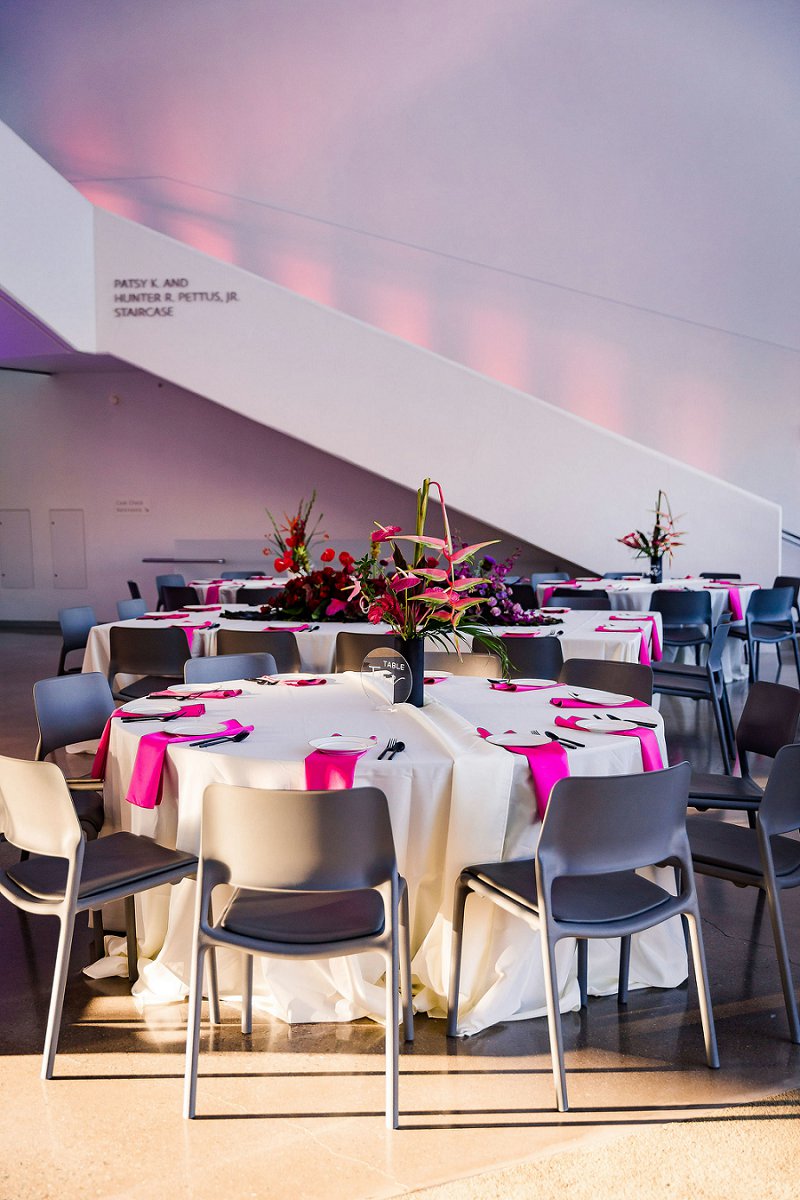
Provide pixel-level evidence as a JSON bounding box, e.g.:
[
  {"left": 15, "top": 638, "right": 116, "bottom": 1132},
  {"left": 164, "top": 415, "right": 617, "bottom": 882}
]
[
  {"left": 454, "top": 548, "right": 563, "bottom": 626},
  {"left": 618, "top": 490, "right": 684, "bottom": 582},
  {"left": 349, "top": 479, "right": 508, "bottom": 701},
  {"left": 263, "top": 491, "right": 334, "bottom": 574}
]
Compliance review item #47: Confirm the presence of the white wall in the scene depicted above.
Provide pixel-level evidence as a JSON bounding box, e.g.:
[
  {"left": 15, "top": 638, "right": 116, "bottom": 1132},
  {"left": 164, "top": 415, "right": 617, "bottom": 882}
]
[{"left": 1, "top": 0, "right": 797, "bottom": 524}]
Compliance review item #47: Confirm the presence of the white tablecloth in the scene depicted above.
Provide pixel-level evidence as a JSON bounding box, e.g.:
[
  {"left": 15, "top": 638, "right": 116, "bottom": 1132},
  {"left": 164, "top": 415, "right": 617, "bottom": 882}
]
[
  {"left": 188, "top": 578, "right": 283, "bottom": 604},
  {"left": 83, "top": 609, "right": 663, "bottom": 683},
  {"left": 92, "top": 674, "right": 685, "bottom": 1035}
]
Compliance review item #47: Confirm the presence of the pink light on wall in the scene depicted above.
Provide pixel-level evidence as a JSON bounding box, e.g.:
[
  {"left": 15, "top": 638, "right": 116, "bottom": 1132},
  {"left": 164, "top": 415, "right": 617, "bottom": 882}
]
[
  {"left": 73, "top": 181, "right": 144, "bottom": 223},
  {"left": 464, "top": 307, "right": 530, "bottom": 392},
  {"left": 369, "top": 283, "right": 432, "bottom": 348},
  {"left": 159, "top": 211, "right": 236, "bottom": 265},
  {"left": 558, "top": 334, "right": 628, "bottom": 434}
]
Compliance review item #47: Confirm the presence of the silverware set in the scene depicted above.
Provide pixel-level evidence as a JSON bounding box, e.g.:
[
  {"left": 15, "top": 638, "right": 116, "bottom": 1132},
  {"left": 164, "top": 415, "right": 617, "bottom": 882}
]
[{"left": 377, "top": 738, "right": 406, "bottom": 760}]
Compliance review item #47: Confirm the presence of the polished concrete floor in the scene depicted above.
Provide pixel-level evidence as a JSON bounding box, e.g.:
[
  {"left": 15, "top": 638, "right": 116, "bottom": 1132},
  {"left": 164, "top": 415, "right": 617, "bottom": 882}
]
[{"left": 1, "top": 630, "right": 799, "bottom": 1199}]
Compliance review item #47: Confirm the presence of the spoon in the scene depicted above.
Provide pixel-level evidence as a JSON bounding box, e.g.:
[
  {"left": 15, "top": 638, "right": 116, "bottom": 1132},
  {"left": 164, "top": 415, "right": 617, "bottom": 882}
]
[{"left": 388, "top": 740, "right": 406, "bottom": 760}]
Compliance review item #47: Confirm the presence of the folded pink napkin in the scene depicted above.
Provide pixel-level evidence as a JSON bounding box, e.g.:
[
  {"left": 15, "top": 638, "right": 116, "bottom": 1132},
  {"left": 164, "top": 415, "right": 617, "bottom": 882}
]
[
  {"left": 92, "top": 704, "right": 206, "bottom": 778},
  {"left": 181, "top": 621, "right": 215, "bottom": 650},
  {"left": 477, "top": 727, "right": 569, "bottom": 820},
  {"left": 595, "top": 625, "right": 651, "bottom": 666},
  {"left": 283, "top": 677, "right": 326, "bottom": 687},
  {"left": 139, "top": 612, "right": 191, "bottom": 620},
  {"left": 554, "top": 715, "right": 664, "bottom": 771},
  {"left": 550, "top": 696, "right": 647, "bottom": 709},
  {"left": 502, "top": 630, "right": 546, "bottom": 638},
  {"left": 149, "top": 689, "right": 243, "bottom": 700},
  {"left": 204, "top": 583, "right": 222, "bottom": 603},
  {"left": 304, "top": 738, "right": 370, "bottom": 790},
  {"left": 424, "top": 675, "right": 449, "bottom": 684},
  {"left": 127, "top": 718, "right": 253, "bottom": 808},
  {"left": 492, "top": 681, "right": 558, "bottom": 692},
  {"left": 262, "top": 624, "right": 311, "bottom": 632},
  {"left": 609, "top": 613, "right": 662, "bottom": 659}
]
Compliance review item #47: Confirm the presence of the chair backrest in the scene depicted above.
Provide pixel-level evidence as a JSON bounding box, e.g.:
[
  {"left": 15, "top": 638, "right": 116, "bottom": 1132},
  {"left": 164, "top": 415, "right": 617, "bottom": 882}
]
[
  {"left": 200, "top": 784, "right": 397, "bottom": 892},
  {"left": 334, "top": 632, "right": 400, "bottom": 672},
  {"left": 602, "top": 572, "right": 644, "bottom": 579},
  {"left": 757, "top": 744, "right": 800, "bottom": 839},
  {"left": 699, "top": 572, "right": 741, "bottom": 580},
  {"left": 550, "top": 589, "right": 611, "bottom": 610},
  {"left": 220, "top": 572, "right": 243, "bottom": 580},
  {"left": 706, "top": 615, "right": 732, "bottom": 674},
  {"left": 184, "top": 652, "right": 277, "bottom": 684},
  {"left": 117, "top": 598, "right": 148, "bottom": 620},
  {"left": 502, "top": 635, "right": 563, "bottom": 681},
  {"left": 558, "top": 658, "right": 654, "bottom": 703},
  {"left": 530, "top": 572, "right": 569, "bottom": 588},
  {"left": 161, "top": 585, "right": 200, "bottom": 610},
  {"left": 650, "top": 590, "right": 712, "bottom": 626},
  {"left": 773, "top": 577, "right": 800, "bottom": 611},
  {"left": 155, "top": 573, "right": 186, "bottom": 608},
  {"left": 33, "top": 672, "right": 116, "bottom": 761},
  {"left": 58, "top": 605, "right": 97, "bottom": 652},
  {"left": 0, "top": 755, "right": 82, "bottom": 859},
  {"left": 424, "top": 649, "right": 501, "bottom": 677},
  {"left": 746, "top": 586, "right": 794, "bottom": 624},
  {"left": 537, "top": 763, "right": 691, "bottom": 885},
  {"left": 127, "top": 580, "right": 142, "bottom": 599},
  {"left": 108, "top": 625, "right": 191, "bottom": 684},
  {"left": 216, "top": 628, "right": 301, "bottom": 673},
  {"left": 235, "top": 586, "right": 277, "bottom": 605},
  {"left": 509, "top": 583, "right": 537, "bottom": 610},
  {"left": 736, "top": 680, "right": 800, "bottom": 763}
]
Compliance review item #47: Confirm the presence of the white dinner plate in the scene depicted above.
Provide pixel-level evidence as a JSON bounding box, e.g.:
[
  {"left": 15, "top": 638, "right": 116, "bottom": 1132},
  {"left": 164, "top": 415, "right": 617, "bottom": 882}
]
[
  {"left": 539, "top": 606, "right": 570, "bottom": 613},
  {"left": 571, "top": 715, "right": 639, "bottom": 732},
  {"left": 486, "top": 731, "right": 550, "bottom": 747},
  {"left": 566, "top": 687, "right": 630, "bottom": 705},
  {"left": 122, "top": 700, "right": 182, "bottom": 714},
  {"left": 309, "top": 737, "right": 373, "bottom": 753},
  {"left": 499, "top": 678, "right": 557, "bottom": 688}
]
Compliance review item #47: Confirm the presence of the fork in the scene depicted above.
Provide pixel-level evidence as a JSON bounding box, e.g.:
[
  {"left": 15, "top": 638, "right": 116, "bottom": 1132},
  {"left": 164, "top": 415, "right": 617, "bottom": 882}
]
[{"left": 377, "top": 738, "right": 398, "bottom": 760}]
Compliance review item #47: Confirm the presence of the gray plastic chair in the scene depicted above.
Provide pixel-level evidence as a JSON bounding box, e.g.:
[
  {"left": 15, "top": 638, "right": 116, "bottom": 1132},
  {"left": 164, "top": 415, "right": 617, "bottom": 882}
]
[
  {"left": 161, "top": 585, "right": 201, "bottom": 610},
  {"left": 699, "top": 572, "right": 741, "bottom": 580},
  {"left": 688, "top": 744, "right": 800, "bottom": 1042},
  {"left": 502, "top": 635, "right": 564, "bottom": 681},
  {"left": 127, "top": 580, "right": 142, "bottom": 599},
  {"left": 447, "top": 764, "right": 718, "bottom": 1111},
  {"left": 183, "top": 784, "right": 413, "bottom": 1128},
  {"left": 57, "top": 605, "right": 98, "bottom": 675},
  {"left": 558, "top": 658, "right": 654, "bottom": 704},
  {"left": 738, "top": 587, "right": 800, "bottom": 685},
  {"left": 32, "top": 672, "right": 115, "bottom": 841},
  {"left": 653, "top": 617, "right": 735, "bottom": 772},
  {"left": 424, "top": 649, "right": 501, "bottom": 677},
  {"left": 234, "top": 586, "right": 278, "bottom": 605},
  {"left": 334, "top": 632, "right": 400, "bottom": 672},
  {"left": 530, "top": 572, "right": 570, "bottom": 589},
  {"left": 107, "top": 625, "right": 192, "bottom": 700},
  {"left": 184, "top": 652, "right": 277, "bottom": 684},
  {"left": 0, "top": 755, "right": 198, "bottom": 1078},
  {"left": 687, "top": 680, "right": 800, "bottom": 827},
  {"left": 550, "top": 588, "right": 612, "bottom": 611},
  {"left": 116, "top": 597, "right": 148, "bottom": 620},
  {"left": 155, "top": 572, "right": 186, "bottom": 610},
  {"left": 650, "top": 591, "right": 713, "bottom": 664},
  {"left": 216, "top": 628, "right": 302, "bottom": 673}
]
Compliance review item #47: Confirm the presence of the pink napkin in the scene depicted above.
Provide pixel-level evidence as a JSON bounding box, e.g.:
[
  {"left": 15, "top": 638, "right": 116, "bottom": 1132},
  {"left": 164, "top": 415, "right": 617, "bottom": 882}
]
[
  {"left": 283, "top": 677, "right": 326, "bottom": 687},
  {"left": 477, "top": 727, "right": 569, "bottom": 820},
  {"left": 550, "top": 696, "right": 647, "bottom": 709},
  {"left": 595, "top": 625, "right": 651, "bottom": 666},
  {"left": 181, "top": 621, "right": 215, "bottom": 650},
  {"left": 205, "top": 583, "right": 222, "bottom": 604},
  {"left": 424, "top": 675, "right": 449, "bottom": 684},
  {"left": 149, "top": 689, "right": 243, "bottom": 700},
  {"left": 262, "top": 624, "right": 311, "bottom": 632},
  {"left": 184, "top": 604, "right": 222, "bottom": 612},
  {"left": 492, "top": 681, "right": 559, "bottom": 692},
  {"left": 91, "top": 704, "right": 206, "bottom": 778},
  {"left": 304, "top": 737, "right": 370, "bottom": 790},
  {"left": 139, "top": 612, "right": 190, "bottom": 620},
  {"left": 127, "top": 718, "right": 253, "bottom": 809},
  {"left": 609, "top": 613, "right": 662, "bottom": 659},
  {"left": 554, "top": 715, "right": 664, "bottom": 771},
  {"left": 502, "top": 630, "right": 546, "bottom": 638}
]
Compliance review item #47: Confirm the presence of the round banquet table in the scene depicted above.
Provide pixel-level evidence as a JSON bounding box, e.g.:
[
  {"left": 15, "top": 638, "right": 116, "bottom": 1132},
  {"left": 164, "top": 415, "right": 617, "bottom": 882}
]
[
  {"left": 82, "top": 608, "right": 663, "bottom": 684},
  {"left": 91, "top": 672, "right": 686, "bottom": 1036},
  {"left": 188, "top": 578, "right": 283, "bottom": 604}
]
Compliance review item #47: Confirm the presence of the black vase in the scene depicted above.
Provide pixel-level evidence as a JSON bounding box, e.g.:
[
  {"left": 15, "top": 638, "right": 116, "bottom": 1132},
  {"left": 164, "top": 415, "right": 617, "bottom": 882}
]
[
  {"left": 399, "top": 636, "right": 425, "bottom": 707},
  {"left": 649, "top": 556, "right": 663, "bottom": 583}
]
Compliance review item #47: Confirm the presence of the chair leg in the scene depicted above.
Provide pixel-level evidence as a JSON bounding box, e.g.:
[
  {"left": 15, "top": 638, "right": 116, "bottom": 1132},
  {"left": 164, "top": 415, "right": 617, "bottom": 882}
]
[
  {"left": 183, "top": 941, "right": 208, "bottom": 1119},
  {"left": 385, "top": 940, "right": 400, "bottom": 1130},
  {"left": 540, "top": 927, "right": 568, "bottom": 1112},
  {"left": 91, "top": 908, "right": 105, "bottom": 961},
  {"left": 618, "top": 936, "right": 631, "bottom": 1005},
  {"left": 709, "top": 689, "right": 732, "bottom": 775},
  {"left": 124, "top": 895, "right": 138, "bottom": 984},
  {"left": 792, "top": 637, "right": 800, "bottom": 690},
  {"left": 576, "top": 939, "right": 588, "bottom": 1008},
  {"left": 446, "top": 876, "right": 470, "bottom": 1037},
  {"left": 762, "top": 879, "right": 800, "bottom": 1043},
  {"left": 684, "top": 908, "right": 720, "bottom": 1070},
  {"left": 42, "top": 913, "right": 77, "bottom": 1079},
  {"left": 205, "top": 896, "right": 220, "bottom": 1026},
  {"left": 241, "top": 953, "right": 253, "bottom": 1036},
  {"left": 399, "top": 883, "right": 414, "bottom": 1042}
]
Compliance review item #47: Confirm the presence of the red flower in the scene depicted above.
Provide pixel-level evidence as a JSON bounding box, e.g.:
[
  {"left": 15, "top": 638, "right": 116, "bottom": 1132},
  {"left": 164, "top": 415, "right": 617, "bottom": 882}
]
[
  {"left": 371, "top": 524, "right": 402, "bottom": 544},
  {"left": 339, "top": 551, "right": 354, "bottom": 567},
  {"left": 320, "top": 547, "right": 335, "bottom": 563}
]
